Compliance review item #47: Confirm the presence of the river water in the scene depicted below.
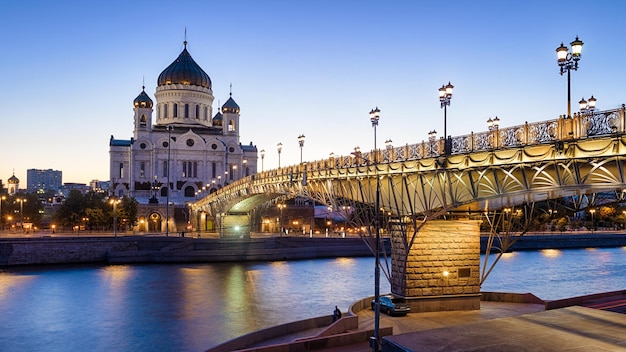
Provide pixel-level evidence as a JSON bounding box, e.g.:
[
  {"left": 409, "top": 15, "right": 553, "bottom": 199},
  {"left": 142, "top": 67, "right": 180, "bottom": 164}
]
[{"left": 1, "top": 247, "right": 625, "bottom": 352}]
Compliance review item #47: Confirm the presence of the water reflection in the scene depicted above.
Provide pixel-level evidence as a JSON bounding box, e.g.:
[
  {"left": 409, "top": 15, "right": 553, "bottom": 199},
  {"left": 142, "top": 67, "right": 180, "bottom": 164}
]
[
  {"left": 540, "top": 248, "right": 562, "bottom": 258},
  {"left": 0, "top": 249, "right": 624, "bottom": 351}
]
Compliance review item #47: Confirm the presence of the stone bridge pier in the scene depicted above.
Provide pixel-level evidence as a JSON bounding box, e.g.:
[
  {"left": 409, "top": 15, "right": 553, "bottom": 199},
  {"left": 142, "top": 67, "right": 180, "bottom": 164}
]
[{"left": 391, "top": 220, "right": 481, "bottom": 312}]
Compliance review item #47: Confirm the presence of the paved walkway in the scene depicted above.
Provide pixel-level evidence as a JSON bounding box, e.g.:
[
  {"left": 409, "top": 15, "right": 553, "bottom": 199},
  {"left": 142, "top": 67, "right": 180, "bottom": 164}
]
[{"left": 312, "top": 301, "right": 626, "bottom": 351}]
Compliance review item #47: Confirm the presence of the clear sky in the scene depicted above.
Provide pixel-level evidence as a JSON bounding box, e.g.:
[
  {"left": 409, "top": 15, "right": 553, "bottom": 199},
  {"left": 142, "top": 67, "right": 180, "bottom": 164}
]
[{"left": 2, "top": 0, "right": 626, "bottom": 186}]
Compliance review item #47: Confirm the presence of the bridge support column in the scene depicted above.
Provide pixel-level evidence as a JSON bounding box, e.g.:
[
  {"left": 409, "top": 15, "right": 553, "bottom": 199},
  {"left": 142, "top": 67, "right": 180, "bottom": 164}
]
[{"left": 391, "top": 219, "right": 481, "bottom": 312}]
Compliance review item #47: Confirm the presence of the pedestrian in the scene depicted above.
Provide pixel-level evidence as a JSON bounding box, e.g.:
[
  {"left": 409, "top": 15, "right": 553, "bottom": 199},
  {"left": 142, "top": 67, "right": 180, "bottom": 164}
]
[{"left": 333, "top": 305, "right": 342, "bottom": 322}]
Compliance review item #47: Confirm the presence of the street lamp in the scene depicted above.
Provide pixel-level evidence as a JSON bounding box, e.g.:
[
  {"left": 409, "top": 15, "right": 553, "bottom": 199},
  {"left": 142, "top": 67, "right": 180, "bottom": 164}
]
[
  {"left": 277, "top": 203, "right": 286, "bottom": 236},
  {"left": 165, "top": 124, "right": 173, "bottom": 237},
  {"left": 369, "top": 107, "right": 380, "bottom": 161},
  {"left": 298, "top": 134, "right": 306, "bottom": 164},
  {"left": 385, "top": 139, "right": 393, "bottom": 161},
  {"left": 260, "top": 149, "right": 265, "bottom": 172},
  {"left": 0, "top": 195, "right": 5, "bottom": 234},
  {"left": 579, "top": 95, "right": 597, "bottom": 113},
  {"left": 17, "top": 198, "right": 26, "bottom": 233},
  {"left": 556, "top": 36, "right": 584, "bottom": 118},
  {"left": 487, "top": 116, "right": 500, "bottom": 148},
  {"left": 368, "top": 106, "right": 382, "bottom": 351},
  {"left": 110, "top": 198, "right": 121, "bottom": 237},
  {"left": 438, "top": 82, "right": 454, "bottom": 154},
  {"left": 487, "top": 116, "right": 500, "bottom": 131},
  {"left": 589, "top": 208, "right": 596, "bottom": 233},
  {"left": 277, "top": 142, "right": 283, "bottom": 168}
]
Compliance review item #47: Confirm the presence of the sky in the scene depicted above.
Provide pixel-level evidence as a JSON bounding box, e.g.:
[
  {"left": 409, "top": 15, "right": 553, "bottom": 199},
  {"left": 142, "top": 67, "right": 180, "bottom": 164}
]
[{"left": 2, "top": 0, "right": 626, "bottom": 186}]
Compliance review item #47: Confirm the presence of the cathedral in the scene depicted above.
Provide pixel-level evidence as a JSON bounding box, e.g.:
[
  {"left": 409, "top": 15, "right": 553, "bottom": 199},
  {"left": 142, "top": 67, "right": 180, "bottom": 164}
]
[{"left": 109, "top": 40, "right": 258, "bottom": 233}]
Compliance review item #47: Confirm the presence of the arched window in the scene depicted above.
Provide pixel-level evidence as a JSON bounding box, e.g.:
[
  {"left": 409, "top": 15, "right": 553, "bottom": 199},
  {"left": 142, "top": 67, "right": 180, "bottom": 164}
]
[
  {"left": 119, "top": 163, "right": 124, "bottom": 178},
  {"left": 163, "top": 104, "right": 168, "bottom": 118},
  {"left": 140, "top": 114, "right": 147, "bottom": 127},
  {"left": 160, "top": 187, "right": 168, "bottom": 197},
  {"left": 204, "top": 107, "right": 208, "bottom": 120},
  {"left": 228, "top": 119, "right": 236, "bottom": 132},
  {"left": 173, "top": 103, "right": 178, "bottom": 118},
  {"left": 184, "top": 186, "right": 195, "bottom": 197},
  {"left": 184, "top": 104, "right": 189, "bottom": 118},
  {"left": 196, "top": 105, "right": 200, "bottom": 119}
]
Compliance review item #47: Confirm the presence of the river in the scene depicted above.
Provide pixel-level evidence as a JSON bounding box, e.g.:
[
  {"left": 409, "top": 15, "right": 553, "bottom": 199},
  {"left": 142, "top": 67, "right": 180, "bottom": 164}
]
[{"left": 0, "top": 247, "right": 625, "bottom": 352}]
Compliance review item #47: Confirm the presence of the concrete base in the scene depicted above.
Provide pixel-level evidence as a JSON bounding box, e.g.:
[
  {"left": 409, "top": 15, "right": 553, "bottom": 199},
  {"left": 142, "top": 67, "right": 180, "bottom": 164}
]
[{"left": 404, "top": 293, "right": 481, "bottom": 312}]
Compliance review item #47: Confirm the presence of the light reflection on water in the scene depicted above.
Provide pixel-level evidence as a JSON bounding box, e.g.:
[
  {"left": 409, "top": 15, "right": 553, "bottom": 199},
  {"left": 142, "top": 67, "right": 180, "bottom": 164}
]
[{"left": 0, "top": 248, "right": 625, "bottom": 351}]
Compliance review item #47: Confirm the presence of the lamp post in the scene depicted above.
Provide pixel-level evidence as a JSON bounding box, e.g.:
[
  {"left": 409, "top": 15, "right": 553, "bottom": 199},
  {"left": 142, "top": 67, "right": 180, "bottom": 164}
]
[
  {"left": 298, "top": 134, "right": 306, "bottom": 164},
  {"left": 556, "top": 36, "right": 584, "bottom": 118},
  {"left": 385, "top": 139, "right": 393, "bottom": 162},
  {"left": 579, "top": 95, "right": 597, "bottom": 114},
  {"left": 17, "top": 198, "right": 26, "bottom": 233},
  {"left": 589, "top": 208, "right": 596, "bottom": 233},
  {"left": 487, "top": 116, "right": 500, "bottom": 148},
  {"left": 0, "top": 195, "right": 5, "bottom": 234},
  {"left": 260, "top": 149, "right": 265, "bottom": 172},
  {"left": 438, "top": 82, "right": 454, "bottom": 155},
  {"left": 368, "top": 106, "right": 381, "bottom": 351},
  {"left": 165, "top": 125, "right": 173, "bottom": 237},
  {"left": 277, "top": 142, "right": 283, "bottom": 168},
  {"left": 277, "top": 203, "right": 286, "bottom": 236},
  {"left": 109, "top": 198, "right": 120, "bottom": 237}
]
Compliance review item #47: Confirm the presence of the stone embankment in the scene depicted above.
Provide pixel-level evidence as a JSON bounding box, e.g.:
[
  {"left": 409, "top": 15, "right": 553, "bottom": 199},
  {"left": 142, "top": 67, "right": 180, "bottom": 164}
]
[
  {"left": 0, "top": 232, "right": 625, "bottom": 266},
  {"left": 479, "top": 232, "right": 626, "bottom": 252},
  {"left": 0, "top": 236, "right": 376, "bottom": 266}
]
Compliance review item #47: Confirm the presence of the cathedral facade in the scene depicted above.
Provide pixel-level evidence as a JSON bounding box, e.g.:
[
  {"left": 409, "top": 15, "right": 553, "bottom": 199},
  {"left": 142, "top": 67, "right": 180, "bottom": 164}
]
[{"left": 109, "top": 41, "right": 258, "bottom": 233}]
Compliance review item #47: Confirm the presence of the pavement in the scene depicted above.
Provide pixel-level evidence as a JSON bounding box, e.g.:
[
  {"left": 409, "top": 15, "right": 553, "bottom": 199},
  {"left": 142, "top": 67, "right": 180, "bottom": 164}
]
[{"left": 304, "top": 300, "right": 626, "bottom": 351}]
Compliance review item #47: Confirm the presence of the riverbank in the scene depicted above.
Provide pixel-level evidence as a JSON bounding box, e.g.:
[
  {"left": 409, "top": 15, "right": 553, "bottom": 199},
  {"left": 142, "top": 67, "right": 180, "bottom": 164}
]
[
  {"left": 209, "top": 290, "right": 626, "bottom": 351},
  {"left": 0, "top": 232, "right": 625, "bottom": 266},
  {"left": 0, "top": 236, "right": 375, "bottom": 266}
]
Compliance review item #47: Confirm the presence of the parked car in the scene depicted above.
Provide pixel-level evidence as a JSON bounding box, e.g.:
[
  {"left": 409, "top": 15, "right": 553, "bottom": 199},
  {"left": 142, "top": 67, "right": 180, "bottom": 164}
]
[{"left": 371, "top": 295, "right": 411, "bottom": 316}]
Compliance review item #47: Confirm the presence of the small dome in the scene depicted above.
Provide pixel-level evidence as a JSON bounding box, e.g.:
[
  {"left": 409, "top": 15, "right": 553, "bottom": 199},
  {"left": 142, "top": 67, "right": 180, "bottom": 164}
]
[
  {"left": 212, "top": 111, "right": 223, "bottom": 127},
  {"left": 222, "top": 95, "right": 240, "bottom": 114},
  {"left": 133, "top": 87, "right": 153, "bottom": 108},
  {"left": 157, "top": 41, "right": 211, "bottom": 89},
  {"left": 8, "top": 174, "right": 19, "bottom": 184}
]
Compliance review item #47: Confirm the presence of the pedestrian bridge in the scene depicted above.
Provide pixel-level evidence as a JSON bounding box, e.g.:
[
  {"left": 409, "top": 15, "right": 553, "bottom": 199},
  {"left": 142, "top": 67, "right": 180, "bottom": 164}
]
[
  {"left": 193, "top": 105, "right": 626, "bottom": 232},
  {"left": 191, "top": 105, "right": 626, "bottom": 311}
]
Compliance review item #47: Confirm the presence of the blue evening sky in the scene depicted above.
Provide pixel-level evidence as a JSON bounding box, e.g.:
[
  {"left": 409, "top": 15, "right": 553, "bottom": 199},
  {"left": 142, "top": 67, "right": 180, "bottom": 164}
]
[{"left": 2, "top": 0, "right": 625, "bottom": 185}]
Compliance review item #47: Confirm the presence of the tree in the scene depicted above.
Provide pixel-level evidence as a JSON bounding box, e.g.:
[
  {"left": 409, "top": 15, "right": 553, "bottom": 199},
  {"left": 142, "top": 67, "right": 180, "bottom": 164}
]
[
  {"left": 118, "top": 196, "right": 139, "bottom": 230},
  {"left": 53, "top": 190, "right": 86, "bottom": 230}
]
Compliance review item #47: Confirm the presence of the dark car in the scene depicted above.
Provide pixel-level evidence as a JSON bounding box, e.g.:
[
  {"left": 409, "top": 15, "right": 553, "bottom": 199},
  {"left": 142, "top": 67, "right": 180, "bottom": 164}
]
[{"left": 371, "top": 295, "right": 411, "bottom": 316}]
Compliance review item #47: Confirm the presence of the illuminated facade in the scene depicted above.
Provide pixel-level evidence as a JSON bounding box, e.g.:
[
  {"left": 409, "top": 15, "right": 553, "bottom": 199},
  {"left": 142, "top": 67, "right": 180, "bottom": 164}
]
[{"left": 109, "top": 40, "right": 258, "bottom": 208}]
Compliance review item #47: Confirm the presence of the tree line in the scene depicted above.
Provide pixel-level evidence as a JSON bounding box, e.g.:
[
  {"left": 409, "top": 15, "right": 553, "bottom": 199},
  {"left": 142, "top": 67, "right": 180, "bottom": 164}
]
[{"left": 0, "top": 190, "right": 138, "bottom": 233}]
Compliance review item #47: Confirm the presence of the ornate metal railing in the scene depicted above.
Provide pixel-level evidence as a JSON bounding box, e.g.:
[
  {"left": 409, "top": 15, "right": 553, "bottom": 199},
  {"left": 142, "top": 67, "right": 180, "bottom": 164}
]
[
  {"left": 294, "top": 105, "right": 626, "bottom": 169},
  {"left": 198, "top": 105, "right": 626, "bottom": 198}
]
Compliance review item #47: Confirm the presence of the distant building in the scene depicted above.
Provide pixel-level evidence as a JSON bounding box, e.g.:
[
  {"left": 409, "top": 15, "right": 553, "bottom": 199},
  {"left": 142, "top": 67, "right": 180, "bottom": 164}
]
[
  {"left": 109, "top": 40, "right": 258, "bottom": 205},
  {"left": 109, "top": 39, "right": 259, "bottom": 233},
  {"left": 27, "top": 169, "right": 62, "bottom": 193},
  {"left": 58, "top": 183, "right": 90, "bottom": 197},
  {"left": 7, "top": 173, "right": 19, "bottom": 195},
  {"left": 89, "top": 180, "right": 110, "bottom": 194}
]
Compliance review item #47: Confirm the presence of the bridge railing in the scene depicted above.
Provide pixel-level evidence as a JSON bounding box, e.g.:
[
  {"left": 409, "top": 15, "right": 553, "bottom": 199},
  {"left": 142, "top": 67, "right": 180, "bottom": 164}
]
[
  {"left": 318, "top": 105, "right": 626, "bottom": 167},
  {"left": 202, "top": 106, "right": 626, "bottom": 199}
]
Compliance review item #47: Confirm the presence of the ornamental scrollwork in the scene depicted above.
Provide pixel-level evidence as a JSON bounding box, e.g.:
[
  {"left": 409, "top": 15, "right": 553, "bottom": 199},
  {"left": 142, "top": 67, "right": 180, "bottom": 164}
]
[
  {"left": 585, "top": 112, "right": 618, "bottom": 136},
  {"left": 529, "top": 121, "right": 557, "bottom": 143},
  {"left": 473, "top": 132, "right": 491, "bottom": 150},
  {"left": 451, "top": 136, "right": 470, "bottom": 154}
]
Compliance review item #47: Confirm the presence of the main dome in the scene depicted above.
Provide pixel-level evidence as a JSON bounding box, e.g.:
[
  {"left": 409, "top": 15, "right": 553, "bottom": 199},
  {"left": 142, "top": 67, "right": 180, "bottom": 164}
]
[{"left": 157, "top": 41, "right": 211, "bottom": 89}]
